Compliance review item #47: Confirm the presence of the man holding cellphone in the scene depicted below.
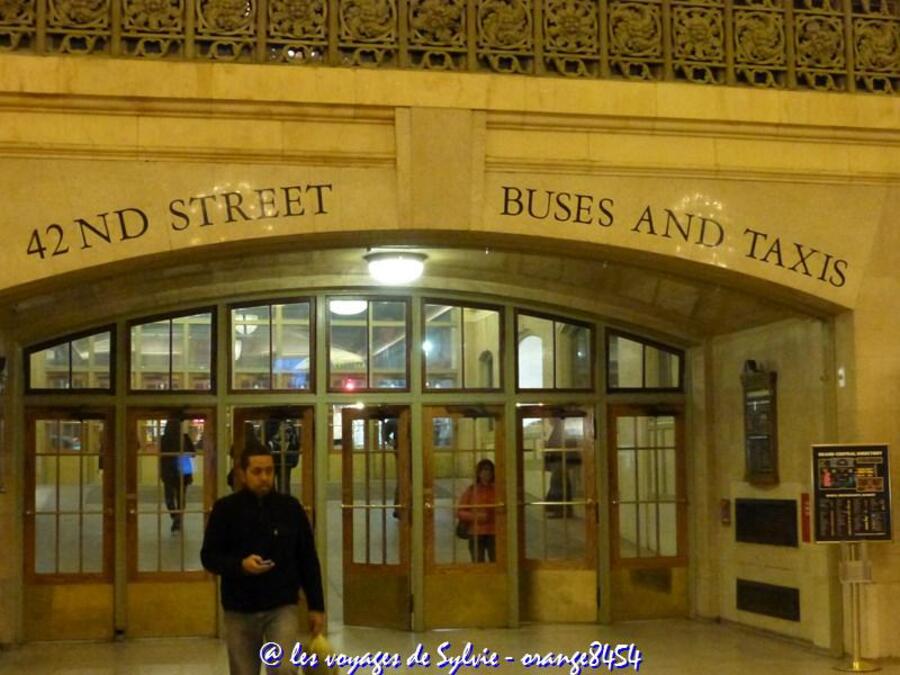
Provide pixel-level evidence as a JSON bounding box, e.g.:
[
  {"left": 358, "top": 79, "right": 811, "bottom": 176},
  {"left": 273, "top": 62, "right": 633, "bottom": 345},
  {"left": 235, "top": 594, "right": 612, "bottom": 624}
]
[{"left": 202, "top": 442, "right": 325, "bottom": 674}]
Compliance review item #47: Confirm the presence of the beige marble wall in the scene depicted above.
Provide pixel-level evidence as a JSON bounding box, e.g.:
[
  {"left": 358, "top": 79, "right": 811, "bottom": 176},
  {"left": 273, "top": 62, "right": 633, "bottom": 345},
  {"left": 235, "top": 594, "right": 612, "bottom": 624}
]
[
  {"left": 0, "top": 335, "right": 14, "bottom": 646},
  {"left": 705, "top": 318, "right": 841, "bottom": 649},
  {"left": 835, "top": 190, "right": 900, "bottom": 659}
]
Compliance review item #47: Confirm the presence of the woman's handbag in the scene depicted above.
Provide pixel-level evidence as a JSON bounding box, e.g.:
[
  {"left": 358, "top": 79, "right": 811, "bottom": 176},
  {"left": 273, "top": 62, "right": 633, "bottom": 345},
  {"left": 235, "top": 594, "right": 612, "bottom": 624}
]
[{"left": 455, "top": 519, "right": 471, "bottom": 540}]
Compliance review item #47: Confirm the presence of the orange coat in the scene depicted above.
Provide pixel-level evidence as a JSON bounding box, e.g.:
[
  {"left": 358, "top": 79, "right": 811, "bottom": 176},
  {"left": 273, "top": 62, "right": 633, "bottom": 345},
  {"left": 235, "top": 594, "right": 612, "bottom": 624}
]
[{"left": 456, "top": 483, "right": 496, "bottom": 536}]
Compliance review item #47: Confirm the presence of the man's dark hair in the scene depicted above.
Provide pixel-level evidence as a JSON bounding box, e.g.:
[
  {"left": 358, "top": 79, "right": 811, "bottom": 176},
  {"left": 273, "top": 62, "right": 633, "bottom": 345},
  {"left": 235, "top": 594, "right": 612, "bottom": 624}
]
[{"left": 240, "top": 424, "right": 272, "bottom": 470}]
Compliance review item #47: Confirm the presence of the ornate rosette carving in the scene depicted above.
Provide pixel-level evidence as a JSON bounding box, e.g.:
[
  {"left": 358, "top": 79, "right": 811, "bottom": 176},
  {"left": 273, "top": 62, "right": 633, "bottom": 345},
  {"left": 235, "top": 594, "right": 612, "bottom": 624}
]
[
  {"left": 609, "top": 1, "right": 662, "bottom": 57},
  {"left": 544, "top": 0, "right": 597, "bottom": 53},
  {"left": 853, "top": 18, "right": 899, "bottom": 72},
  {"left": 0, "top": 0, "right": 32, "bottom": 24},
  {"left": 734, "top": 9, "right": 784, "bottom": 64},
  {"left": 124, "top": 0, "right": 181, "bottom": 32},
  {"left": 409, "top": 0, "right": 463, "bottom": 46},
  {"left": 795, "top": 14, "right": 844, "bottom": 67},
  {"left": 49, "top": 0, "right": 108, "bottom": 27},
  {"left": 673, "top": 6, "right": 724, "bottom": 61},
  {"left": 478, "top": 0, "right": 531, "bottom": 50},
  {"left": 269, "top": 0, "right": 325, "bottom": 38},
  {"left": 197, "top": 0, "right": 253, "bottom": 33},
  {"left": 339, "top": 0, "right": 395, "bottom": 42}
]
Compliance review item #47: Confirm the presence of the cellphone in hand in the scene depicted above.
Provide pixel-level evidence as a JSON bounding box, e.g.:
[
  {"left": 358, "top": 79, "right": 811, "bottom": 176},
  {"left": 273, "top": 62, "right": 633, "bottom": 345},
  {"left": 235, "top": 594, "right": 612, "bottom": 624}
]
[{"left": 260, "top": 559, "right": 275, "bottom": 567}]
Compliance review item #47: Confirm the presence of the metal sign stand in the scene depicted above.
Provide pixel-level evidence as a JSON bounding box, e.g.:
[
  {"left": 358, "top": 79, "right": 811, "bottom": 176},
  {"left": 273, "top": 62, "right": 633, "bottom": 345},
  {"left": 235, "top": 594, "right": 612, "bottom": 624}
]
[{"left": 835, "top": 542, "right": 879, "bottom": 673}]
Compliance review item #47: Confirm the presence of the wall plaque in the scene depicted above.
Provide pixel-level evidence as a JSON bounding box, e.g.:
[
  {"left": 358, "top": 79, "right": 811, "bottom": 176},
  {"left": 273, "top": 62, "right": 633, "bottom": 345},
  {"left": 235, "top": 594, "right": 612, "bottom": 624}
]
[{"left": 741, "top": 364, "right": 778, "bottom": 485}]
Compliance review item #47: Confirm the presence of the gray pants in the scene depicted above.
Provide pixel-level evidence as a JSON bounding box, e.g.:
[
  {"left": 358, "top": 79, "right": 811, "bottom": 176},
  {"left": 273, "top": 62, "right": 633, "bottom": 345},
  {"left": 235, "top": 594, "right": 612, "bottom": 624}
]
[{"left": 223, "top": 604, "right": 299, "bottom": 675}]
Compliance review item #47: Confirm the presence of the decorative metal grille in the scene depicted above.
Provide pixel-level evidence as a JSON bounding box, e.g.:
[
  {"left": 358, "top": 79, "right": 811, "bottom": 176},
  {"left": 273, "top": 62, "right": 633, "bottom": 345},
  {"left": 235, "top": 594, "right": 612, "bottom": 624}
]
[{"left": 0, "top": 0, "right": 896, "bottom": 93}]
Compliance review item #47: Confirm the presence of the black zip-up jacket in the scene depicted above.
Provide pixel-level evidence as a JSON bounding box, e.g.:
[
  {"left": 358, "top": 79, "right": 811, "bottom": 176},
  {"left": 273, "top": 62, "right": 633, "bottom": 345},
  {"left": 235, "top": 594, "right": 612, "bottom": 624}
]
[{"left": 201, "top": 489, "right": 324, "bottom": 613}]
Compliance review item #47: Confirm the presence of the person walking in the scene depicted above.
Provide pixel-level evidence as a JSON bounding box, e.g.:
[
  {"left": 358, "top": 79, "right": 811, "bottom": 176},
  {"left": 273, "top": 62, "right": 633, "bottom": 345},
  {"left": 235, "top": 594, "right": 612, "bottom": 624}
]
[
  {"left": 160, "top": 416, "right": 194, "bottom": 533},
  {"left": 201, "top": 443, "right": 325, "bottom": 675}
]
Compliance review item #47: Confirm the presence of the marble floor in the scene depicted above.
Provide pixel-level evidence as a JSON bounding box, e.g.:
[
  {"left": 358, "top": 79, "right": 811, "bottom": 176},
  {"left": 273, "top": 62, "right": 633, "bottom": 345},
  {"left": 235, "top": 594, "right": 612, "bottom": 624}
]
[{"left": 2, "top": 619, "right": 898, "bottom": 675}]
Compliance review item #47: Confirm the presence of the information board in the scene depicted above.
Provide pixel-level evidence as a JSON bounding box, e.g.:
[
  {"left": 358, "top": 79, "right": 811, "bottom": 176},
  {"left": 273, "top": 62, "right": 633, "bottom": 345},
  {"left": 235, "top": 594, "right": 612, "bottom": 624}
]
[{"left": 812, "top": 444, "right": 892, "bottom": 543}]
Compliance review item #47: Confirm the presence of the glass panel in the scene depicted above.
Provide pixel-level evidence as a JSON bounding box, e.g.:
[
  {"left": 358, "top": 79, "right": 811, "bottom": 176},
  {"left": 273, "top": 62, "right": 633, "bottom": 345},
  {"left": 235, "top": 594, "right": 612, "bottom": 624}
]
[
  {"left": 660, "top": 448, "right": 677, "bottom": 500},
  {"left": 658, "top": 503, "right": 678, "bottom": 557},
  {"left": 81, "top": 454, "right": 103, "bottom": 513},
  {"left": 645, "top": 346, "right": 680, "bottom": 388},
  {"left": 173, "top": 313, "right": 212, "bottom": 391},
  {"left": 371, "top": 302, "right": 407, "bottom": 389},
  {"left": 639, "top": 503, "right": 658, "bottom": 556},
  {"left": 517, "top": 315, "right": 553, "bottom": 388},
  {"left": 352, "top": 508, "right": 368, "bottom": 564},
  {"left": 616, "top": 417, "right": 635, "bottom": 449},
  {"left": 617, "top": 450, "right": 636, "bottom": 503},
  {"left": 35, "top": 455, "right": 58, "bottom": 513},
  {"left": 137, "top": 513, "right": 160, "bottom": 573},
  {"left": 273, "top": 302, "right": 311, "bottom": 390},
  {"left": 434, "top": 415, "right": 498, "bottom": 566},
  {"left": 131, "top": 320, "right": 171, "bottom": 390},
  {"left": 329, "top": 299, "right": 367, "bottom": 391},
  {"left": 636, "top": 416, "right": 652, "bottom": 448},
  {"left": 29, "top": 343, "right": 70, "bottom": 389},
  {"left": 464, "top": 307, "right": 500, "bottom": 389},
  {"left": 82, "top": 514, "right": 104, "bottom": 573},
  {"left": 35, "top": 514, "right": 57, "bottom": 574},
  {"left": 555, "top": 322, "right": 591, "bottom": 388},
  {"left": 522, "top": 416, "right": 587, "bottom": 561},
  {"left": 232, "top": 305, "right": 271, "bottom": 390},
  {"left": 58, "top": 514, "right": 81, "bottom": 573},
  {"left": 637, "top": 450, "right": 657, "bottom": 501},
  {"left": 618, "top": 505, "right": 638, "bottom": 559},
  {"left": 424, "top": 304, "right": 461, "bottom": 389},
  {"left": 608, "top": 335, "right": 642, "bottom": 388},
  {"left": 71, "top": 331, "right": 111, "bottom": 389},
  {"left": 265, "top": 416, "right": 302, "bottom": 496},
  {"left": 57, "top": 455, "right": 81, "bottom": 512},
  {"left": 182, "top": 512, "right": 205, "bottom": 571}
]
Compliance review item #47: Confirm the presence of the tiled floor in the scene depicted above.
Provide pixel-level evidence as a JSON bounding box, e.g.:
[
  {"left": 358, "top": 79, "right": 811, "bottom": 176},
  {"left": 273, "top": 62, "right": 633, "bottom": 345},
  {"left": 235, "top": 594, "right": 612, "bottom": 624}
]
[{"left": 2, "top": 620, "right": 898, "bottom": 674}]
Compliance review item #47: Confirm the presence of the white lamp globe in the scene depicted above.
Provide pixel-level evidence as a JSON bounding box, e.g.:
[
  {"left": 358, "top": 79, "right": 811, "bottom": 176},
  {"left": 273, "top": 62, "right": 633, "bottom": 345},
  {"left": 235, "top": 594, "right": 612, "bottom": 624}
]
[{"left": 365, "top": 252, "right": 427, "bottom": 285}]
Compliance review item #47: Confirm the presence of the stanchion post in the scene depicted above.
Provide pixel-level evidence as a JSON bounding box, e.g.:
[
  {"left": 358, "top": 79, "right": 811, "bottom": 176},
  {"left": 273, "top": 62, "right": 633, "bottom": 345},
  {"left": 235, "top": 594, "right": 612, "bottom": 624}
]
[{"left": 835, "top": 542, "right": 878, "bottom": 672}]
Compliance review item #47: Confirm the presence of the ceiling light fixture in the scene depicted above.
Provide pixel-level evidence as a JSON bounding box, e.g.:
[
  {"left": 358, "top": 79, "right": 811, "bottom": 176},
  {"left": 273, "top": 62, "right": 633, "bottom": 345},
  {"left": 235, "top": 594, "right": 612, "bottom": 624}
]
[
  {"left": 365, "top": 251, "right": 427, "bottom": 285},
  {"left": 329, "top": 300, "right": 368, "bottom": 316}
]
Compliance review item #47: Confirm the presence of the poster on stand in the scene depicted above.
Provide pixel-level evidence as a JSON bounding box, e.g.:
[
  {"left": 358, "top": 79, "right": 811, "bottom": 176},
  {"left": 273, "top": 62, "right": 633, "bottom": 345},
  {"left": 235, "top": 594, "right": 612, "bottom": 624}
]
[{"left": 812, "top": 444, "right": 892, "bottom": 543}]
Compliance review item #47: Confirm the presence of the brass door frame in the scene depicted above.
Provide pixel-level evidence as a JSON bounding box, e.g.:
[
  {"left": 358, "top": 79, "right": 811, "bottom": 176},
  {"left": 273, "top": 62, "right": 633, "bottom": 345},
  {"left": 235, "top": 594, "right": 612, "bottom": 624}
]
[
  {"left": 516, "top": 405, "right": 598, "bottom": 624},
  {"left": 607, "top": 404, "right": 688, "bottom": 620},
  {"left": 341, "top": 405, "right": 411, "bottom": 629},
  {"left": 422, "top": 405, "right": 507, "bottom": 628},
  {"left": 124, "top": 407, "right": 218, "bottom": 637},
  {"left": 232, "top": 406, "right": 315, "bottom": 524},
  {"left": 23, "top": 407, "right": 116, "bottom": 640}
]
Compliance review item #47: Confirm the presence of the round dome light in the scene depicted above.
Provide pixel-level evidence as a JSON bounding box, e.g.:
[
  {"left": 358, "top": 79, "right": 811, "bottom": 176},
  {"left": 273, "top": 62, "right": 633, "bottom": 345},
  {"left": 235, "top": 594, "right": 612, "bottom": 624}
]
[{"left": 365, "top": 252, "right": 427, "bottom": 285}]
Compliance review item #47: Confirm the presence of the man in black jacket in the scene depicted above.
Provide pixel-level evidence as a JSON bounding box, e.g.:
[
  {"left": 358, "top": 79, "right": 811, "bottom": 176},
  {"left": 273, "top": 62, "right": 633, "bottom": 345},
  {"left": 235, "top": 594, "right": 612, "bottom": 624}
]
[{"left": 201, "top": 444, "right": 325, "bottom": 674}]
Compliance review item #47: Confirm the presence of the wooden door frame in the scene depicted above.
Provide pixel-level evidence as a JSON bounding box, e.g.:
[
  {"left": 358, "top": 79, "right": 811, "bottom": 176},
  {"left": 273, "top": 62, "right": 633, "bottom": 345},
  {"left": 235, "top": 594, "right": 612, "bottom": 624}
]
[
  {"left": 124, "top": 407, "right": 216, "bottom": 582},
  {"left": 341, "top": 405, "right": 411, "bottom": 576},
  {"left": 23, "top": 407, "right": 116, "bottom": 584},
  {"left": 607, "top": 404, "right": 688, "bottom": 569}
]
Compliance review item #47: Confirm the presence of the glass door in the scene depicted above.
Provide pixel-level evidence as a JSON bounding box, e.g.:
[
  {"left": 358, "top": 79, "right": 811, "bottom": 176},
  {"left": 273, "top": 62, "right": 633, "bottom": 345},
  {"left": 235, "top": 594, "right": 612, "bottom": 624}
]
[
  {"left": 23, "top": 409, "right": 114, "bottom": 640},
  {"left": 608, "top": 405, "right": 688, "bottom": 619},
  {"left": 517, "top": 406, "right": 597, "bottom": 622},
  {"left": 423, "top": 406, "right": 506, "bottom": 628},
  {"left": 341, "top": 406, "right": 410, "bottom": 629},
  {"left": 125, "top": 408, "right": 217, "bottom": 636}
]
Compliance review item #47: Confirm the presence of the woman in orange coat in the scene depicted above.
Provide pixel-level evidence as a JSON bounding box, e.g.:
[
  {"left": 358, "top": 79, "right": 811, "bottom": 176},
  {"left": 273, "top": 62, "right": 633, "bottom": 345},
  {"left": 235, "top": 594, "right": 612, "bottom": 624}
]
[{"left": 457, "top": 459, "right": 497, "bottom": 563}]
